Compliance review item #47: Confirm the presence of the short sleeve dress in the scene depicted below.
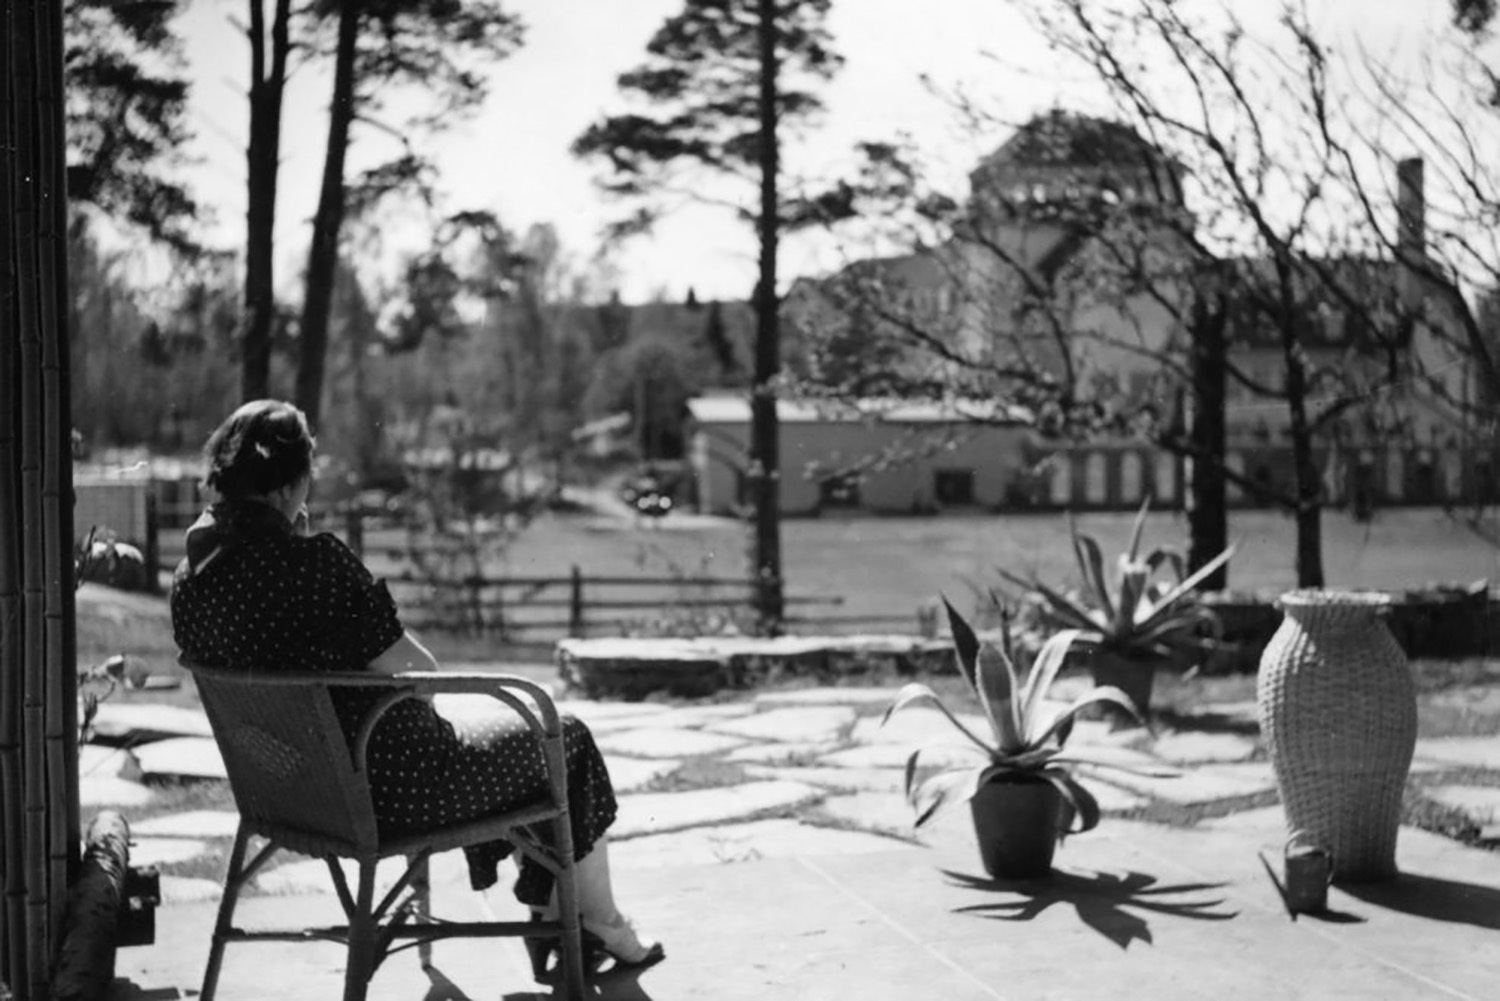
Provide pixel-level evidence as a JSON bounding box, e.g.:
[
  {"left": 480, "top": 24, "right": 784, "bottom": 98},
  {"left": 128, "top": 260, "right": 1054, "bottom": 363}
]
[{"left": 170, "top": 500, "right": 616, "bottom": 904}]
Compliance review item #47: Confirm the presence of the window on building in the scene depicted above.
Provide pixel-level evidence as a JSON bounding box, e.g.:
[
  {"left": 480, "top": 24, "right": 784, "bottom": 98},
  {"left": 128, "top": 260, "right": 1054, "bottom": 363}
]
[
  {"left": 934, "top": 468, "right": 975, "bottom": 506},
  {"left": 819, "top": 473, "right": 861, "bottom": 509}
]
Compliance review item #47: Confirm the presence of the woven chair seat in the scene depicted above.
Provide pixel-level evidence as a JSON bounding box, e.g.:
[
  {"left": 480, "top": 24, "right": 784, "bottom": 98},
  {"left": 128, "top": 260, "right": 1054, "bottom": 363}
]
[{"left": 185, "top": 662, "right": 588, "bottom": 1001}]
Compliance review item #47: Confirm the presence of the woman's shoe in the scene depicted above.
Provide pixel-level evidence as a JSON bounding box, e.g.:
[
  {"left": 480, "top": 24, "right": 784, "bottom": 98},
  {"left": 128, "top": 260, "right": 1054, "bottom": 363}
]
[
  {"left": 582, "top": 914, "right": 665, "bottom": 970},
  {"left": 524, "top": 912, "right": 664, "bottom": 982}
]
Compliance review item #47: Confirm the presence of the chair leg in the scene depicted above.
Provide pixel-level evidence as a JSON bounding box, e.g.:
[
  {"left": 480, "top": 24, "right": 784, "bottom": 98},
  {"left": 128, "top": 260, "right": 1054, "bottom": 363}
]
[
  {"left": 410, "top": 854, "right": 432, "bottom": 970},
  {"left": 201, "top": 824, "right": 252, "bottom": 1001},
  {"left": 552, "top": 822, "right": 587, "bottom": 1001},
  {"left": 342, "top": 860, "right": 379, "bottom": 1001}
]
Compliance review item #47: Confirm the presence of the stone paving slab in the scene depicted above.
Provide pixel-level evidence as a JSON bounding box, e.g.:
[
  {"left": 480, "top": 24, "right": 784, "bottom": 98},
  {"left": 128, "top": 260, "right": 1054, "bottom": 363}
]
[
  {"left": 743, "top": 764, "right": 907, "bottom": 794},
  {"left": 593, "top": 725, "right": 752, "bottom": 758},
  {"left": 650, "top": 702, "right": 760, "bottom": 729},
  {"left": 723, "top": 740, "right": 841, "bottom": 764},
  {"left": 812, "top": 790, "right": 932, "bottom": 843},
  {"left": 130, "top": 839, "right": 210, "bottom": 869},
  {"left": 131, "top": 809, "right": 241, "bottom": 839},
  {"left": 601, "top": 755, "right": 681, "bottom": 792},
  {"left": 848, "top": 706, "right": 989, "bottom": 746},
  {"left": 253, "top": 847, "right": 473, "bottom": 897},
  {"left": 752, "top": 685, "right": 899, "bottom": 706},
  {"left": 612, "top": 780, "right": 825, "bottom": 839},
  {"left": 816, "top": 742, "right": 992, "bottom": 770},
  {"left": 609, "top": 817, "right": 906, "bottom": 869},
  {"left": 1089, "top": 761, "right": 1276, "bottom": 804},
  {"left": 159, "top": 875, "right": 224, "bottom": 905},
  {"left": 133, "top": 737, "right": 227, "bottom": 780},
  {"left": 80, "top": 776, "right": 154, "bottom": 808},
  {"left": 1413, "top": 736, "right": 1500, "bottom": 771},
  {"left": 79, "top": 743, "right": 142, "bottom": 780},
  {"left": 91, "top": 703, "right": 213, "bottom": 741},
  {"left": 705, "top": 705, "right": 856, "bottom": 742},
  {"left": 1146, "top": 730, "right": 1260, "bottom": 763}
]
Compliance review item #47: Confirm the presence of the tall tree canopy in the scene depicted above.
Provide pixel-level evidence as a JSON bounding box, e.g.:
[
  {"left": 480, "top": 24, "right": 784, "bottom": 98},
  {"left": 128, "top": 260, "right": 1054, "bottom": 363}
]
[
  {"left": 290, "top": 0, "right": 524, "bottom": 427},
  {"left": 64, "top": 0, "right": 200, "bottom": 254},
  {"left": 573, "top": 0, "right": 842, "bottom": 630}
]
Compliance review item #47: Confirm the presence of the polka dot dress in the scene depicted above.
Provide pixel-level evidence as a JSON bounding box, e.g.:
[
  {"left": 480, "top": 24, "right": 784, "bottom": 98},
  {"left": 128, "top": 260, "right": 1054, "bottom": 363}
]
[{"left": 171, "top": 500, "right": 616, "bottom": 904}]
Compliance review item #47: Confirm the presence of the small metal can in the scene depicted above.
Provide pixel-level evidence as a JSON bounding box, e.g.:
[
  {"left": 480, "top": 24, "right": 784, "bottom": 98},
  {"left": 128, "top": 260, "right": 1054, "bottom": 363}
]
[{"left": 1284, "top": 832, "right": 1332, "bottom": 915}]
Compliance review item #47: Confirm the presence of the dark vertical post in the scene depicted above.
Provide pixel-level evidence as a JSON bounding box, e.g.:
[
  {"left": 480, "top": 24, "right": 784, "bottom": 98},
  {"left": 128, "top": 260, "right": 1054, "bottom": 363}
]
[
  {"left": 568, "top": 565, "right": 584, "bottom": 638},
  {"left": 750, "top": 0, "right": 785, "bottom": 634}
]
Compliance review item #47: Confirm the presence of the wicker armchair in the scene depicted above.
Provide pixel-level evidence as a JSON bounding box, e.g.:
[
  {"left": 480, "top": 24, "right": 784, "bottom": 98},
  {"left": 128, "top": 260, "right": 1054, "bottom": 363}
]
[{"left": 184, "top": 663, "right": 587, "bottom": 1001}]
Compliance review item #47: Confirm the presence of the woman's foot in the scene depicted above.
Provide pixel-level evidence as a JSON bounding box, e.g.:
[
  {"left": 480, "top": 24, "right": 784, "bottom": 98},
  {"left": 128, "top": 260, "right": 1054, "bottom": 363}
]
[
  {"left": 526, "top": 910, "right": 664, "bottom": 982},
  {"left": 582, "top": 913, "right": 665, "bottom": 969}
]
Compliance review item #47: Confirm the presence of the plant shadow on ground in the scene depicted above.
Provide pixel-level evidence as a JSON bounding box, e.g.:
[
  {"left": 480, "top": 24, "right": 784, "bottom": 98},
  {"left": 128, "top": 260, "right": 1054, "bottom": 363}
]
[{"left": 942, "top": 867, "right": 1237, "bottom": 950}]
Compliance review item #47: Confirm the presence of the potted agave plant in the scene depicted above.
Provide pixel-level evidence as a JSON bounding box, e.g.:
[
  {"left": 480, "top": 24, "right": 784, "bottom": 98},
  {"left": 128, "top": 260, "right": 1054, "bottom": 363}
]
[
  {"left": 883, "top": 600, "right": 1176, "bottom": 878},
  {"left": 999, "top": 500, "right": 1234, "bottom": 721}
]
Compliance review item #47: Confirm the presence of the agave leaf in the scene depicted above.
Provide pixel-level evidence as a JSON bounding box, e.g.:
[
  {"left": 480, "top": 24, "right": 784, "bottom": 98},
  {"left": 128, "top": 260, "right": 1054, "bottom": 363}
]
[
  {"left": 1032, "top": 684, "right": 1144, "bottom": 746},
  {"left": 975, "top": 641, "right": 1024, "bottom": 754},
  {"left": 1071, "top": 522, "right": 1114, "bottom": 622},
  {"left": 997, "top": 570, "right": 1100, "bottom": 631},
  {"left": 1052, "top": 752, "right": 1183, "bottom": 778},
  {"left": 1044, "top": 769, "right": 1102, "bottom": 835},
  {"left": 942, "top": 596, "right": 980, "bottom": 691},
  {"left": 1124, "top": 496, "right": 1152, "bottom": 561},
  {"left": 883, "top": 682, "right": 996, "bottom": 757},
  {"left": 1019, "top": 629, "right": 1083, "bottom": 741},
  {"left": 1114, "top": 560, "right": 1150, "bottom": 633},
  {"left": 909, "top": 762, "right": 991, "bottom": 828},
  {"left": 1139, "top": 546, "right": 1236, "bottom": 628}
]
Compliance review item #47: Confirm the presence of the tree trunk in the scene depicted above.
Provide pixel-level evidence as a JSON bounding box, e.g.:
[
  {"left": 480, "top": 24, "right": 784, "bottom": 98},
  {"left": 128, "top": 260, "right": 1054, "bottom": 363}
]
[
  {"left": 1279, "top": 278, "right": 1325, "bottom": 587},
  {"left": 295, "top": 0, "right": 359, "bottom": 431},
  {"left": 1187, "top": 284, "right": 1229, "bottom": 591},
  {"left": 242, "top": 0, "right": 290, "bottom": 404},
  {"left": 751, "top": 0, "right": 784, "bottom": 633}
]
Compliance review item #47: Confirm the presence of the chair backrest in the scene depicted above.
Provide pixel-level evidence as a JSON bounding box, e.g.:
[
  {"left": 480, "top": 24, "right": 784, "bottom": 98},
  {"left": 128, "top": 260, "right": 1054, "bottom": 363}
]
[{"left": 187, "top": 663, "right": 381, "bottom": 857}]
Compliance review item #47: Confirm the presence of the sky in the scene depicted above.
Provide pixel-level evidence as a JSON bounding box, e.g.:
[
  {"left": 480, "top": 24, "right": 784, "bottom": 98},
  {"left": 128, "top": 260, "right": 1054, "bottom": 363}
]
[{"left": 172, "top": 0, "right": 1455, "bottom": 306}]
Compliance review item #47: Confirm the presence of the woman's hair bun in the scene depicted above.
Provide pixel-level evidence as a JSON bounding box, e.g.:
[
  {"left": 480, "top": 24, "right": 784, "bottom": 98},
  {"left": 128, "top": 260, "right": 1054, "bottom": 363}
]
[{"left": 203, "top": 399, "right": 315, "bottom": 499}]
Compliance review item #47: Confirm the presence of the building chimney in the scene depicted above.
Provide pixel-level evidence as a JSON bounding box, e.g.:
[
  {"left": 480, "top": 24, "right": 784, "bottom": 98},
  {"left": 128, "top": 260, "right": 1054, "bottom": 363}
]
[{"left": 1396, "top": 157, "right": 1425, "bottom": 316}]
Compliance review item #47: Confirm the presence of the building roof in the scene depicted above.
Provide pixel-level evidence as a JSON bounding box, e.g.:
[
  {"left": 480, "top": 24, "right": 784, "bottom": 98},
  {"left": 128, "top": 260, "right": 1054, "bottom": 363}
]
[{"left": 685, "top": 394, "right": 1031, "bottom": 426}]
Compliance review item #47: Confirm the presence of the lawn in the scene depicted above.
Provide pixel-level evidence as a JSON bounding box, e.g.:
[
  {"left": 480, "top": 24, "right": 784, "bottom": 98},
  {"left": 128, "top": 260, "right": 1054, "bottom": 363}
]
[{"left": 355, "top": 504, "right": 1500, "bottom": 634}]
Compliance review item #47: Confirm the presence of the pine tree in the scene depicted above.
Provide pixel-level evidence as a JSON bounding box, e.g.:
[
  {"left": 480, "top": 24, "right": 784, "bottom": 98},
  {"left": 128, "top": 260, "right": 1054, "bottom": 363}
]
[{"left": 574, "top": 0, "right": 841, "bottom": 631}]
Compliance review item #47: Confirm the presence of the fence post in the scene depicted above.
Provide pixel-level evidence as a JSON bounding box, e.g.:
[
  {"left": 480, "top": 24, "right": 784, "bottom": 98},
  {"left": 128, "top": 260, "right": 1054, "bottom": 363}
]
[
  {"left": 569, "top": 565, "right": 584, "bottom": 638},
  {"left": 143, "top": 489, "right": 161, "bottom": 594}
]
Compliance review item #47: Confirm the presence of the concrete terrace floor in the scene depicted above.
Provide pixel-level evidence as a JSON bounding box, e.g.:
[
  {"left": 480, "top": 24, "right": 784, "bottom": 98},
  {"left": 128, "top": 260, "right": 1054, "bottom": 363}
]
[{"left": 96, "top": 680, "right": 1500, "bottom": 1001}]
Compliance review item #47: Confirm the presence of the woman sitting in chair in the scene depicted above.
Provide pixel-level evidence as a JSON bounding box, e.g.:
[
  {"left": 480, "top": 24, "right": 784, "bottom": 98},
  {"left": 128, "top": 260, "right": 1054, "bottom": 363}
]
[{"left": 170, "top": 399, "right": 663, "bottom": 980}]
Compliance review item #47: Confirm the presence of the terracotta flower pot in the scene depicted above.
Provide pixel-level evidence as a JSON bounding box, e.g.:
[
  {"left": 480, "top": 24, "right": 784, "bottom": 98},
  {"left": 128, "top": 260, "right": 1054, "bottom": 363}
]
[
  {"left": 1087, "top": 648, "right": 1159, "bottom": 725},
  {"left": 969, "top": 775, "right": 1065, "bottom": 879}
]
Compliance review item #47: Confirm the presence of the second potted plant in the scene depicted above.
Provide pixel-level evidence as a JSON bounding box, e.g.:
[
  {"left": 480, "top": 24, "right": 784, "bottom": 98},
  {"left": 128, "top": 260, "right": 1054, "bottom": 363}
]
[
  {"left": 884, "top": 600, "right": 1176, "bottom": 878},
  {"left": 1000, "top": 500, "right": 1234, "bottom": 720}
]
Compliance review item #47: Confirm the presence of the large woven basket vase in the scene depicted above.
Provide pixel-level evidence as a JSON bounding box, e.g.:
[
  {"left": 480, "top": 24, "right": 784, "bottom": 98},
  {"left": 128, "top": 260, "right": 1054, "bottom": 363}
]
[{"left": 1257, "top": 590, "right": 1416, "bottom": 882}]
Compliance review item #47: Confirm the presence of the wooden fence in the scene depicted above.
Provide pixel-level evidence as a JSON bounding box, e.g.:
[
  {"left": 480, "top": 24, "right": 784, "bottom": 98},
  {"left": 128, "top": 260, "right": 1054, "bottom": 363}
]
[{"left": 151, "top": 501, "right": 915, "bottom": 641}]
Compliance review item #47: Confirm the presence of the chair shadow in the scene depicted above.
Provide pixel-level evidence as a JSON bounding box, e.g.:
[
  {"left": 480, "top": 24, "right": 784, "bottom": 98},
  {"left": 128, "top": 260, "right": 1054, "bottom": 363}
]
[
  {"left": 1338, "top": 872, "right": 1500, "bottom": 930},
  {"left": 499, "top": 965, "right": 659, "bottom": 1001},
  {"left": 942, "top": 867, "right": 1238, "bottom": 950},
  {"left": 105, "top": 982, "right": 190, "bottom": 1000},
  {"left": 423, "top": 966, "right": 475, "bottom": 1000}
]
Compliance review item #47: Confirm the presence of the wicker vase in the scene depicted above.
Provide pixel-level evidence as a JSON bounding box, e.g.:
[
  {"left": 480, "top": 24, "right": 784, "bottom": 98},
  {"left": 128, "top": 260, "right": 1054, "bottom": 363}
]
[{"left": 1257, "top": 590, "right": 1416, "bottom": 882}]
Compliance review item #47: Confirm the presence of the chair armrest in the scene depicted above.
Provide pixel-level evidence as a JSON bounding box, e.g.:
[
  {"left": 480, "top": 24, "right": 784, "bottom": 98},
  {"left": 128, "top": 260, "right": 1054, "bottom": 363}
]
[{"left": 346, "top": 672, "right": 562, "bottom": 775}]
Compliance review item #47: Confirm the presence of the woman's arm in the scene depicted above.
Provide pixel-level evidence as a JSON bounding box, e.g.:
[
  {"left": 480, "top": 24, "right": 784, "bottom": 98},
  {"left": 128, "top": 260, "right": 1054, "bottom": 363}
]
[{"left": 368, "top": 629, "right": 439, "bottom": 675}]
